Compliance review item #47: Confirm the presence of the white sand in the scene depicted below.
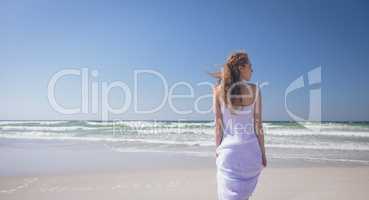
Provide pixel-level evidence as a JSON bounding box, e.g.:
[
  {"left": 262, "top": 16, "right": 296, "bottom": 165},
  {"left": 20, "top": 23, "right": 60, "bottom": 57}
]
[
  {"left": 1, "top": 167, "right": 368, "bottom": 200},
  {"left": 1, "top": 139, "right": 368, "bottom": 199}
]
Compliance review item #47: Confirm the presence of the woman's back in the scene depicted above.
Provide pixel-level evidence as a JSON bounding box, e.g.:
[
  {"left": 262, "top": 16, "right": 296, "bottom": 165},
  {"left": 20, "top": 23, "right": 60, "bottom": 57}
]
[
  {"left": 217, "top": 83, "right": 259, "bottom": 150},
  {"left": 220, "top": 103, "right": 256, "bottom": 144}
]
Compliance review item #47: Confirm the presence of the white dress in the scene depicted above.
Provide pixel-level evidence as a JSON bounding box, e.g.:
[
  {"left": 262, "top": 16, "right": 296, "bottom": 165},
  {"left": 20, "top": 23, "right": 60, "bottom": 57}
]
[{"left": 216, "top": 101, "right": 263, "bottom": 200}]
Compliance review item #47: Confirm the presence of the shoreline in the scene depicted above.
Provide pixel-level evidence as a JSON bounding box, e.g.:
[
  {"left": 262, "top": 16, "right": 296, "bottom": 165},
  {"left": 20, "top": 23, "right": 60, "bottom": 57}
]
[{"left": 1, "top": 138, "right": 369, "bottom": 177}]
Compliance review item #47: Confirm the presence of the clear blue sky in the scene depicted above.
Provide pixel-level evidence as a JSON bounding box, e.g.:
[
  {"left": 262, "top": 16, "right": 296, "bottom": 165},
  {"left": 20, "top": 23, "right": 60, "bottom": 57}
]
[{"left": 1, "top": 0, "right": 368, "bottom": 121}]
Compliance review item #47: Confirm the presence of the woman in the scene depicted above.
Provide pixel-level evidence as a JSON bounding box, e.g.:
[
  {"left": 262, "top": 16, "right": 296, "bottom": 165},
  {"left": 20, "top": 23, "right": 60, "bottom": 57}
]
[{"left": 213, "top": 51, "right": 267, "bottom": 200}]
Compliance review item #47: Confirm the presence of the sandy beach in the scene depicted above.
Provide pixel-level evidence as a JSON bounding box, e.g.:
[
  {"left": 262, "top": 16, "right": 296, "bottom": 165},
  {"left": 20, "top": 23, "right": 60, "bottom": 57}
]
[
  {"left": 1, "top": 167, "right": 369, "bottom": 200},
  {"left": 1, "top": 138, "right": 369, "bottom": 200}
]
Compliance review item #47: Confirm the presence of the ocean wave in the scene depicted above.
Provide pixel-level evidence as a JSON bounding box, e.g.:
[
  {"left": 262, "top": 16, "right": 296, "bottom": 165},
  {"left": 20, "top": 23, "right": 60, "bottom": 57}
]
[
  {"left": 85, "top": 121, "right": 115, "bottom": 126},
  {"left": 1, "top": 124, "right": 368, "bottom": 138},
  {"left": 264, "top": 122, "right": 369, "bottom": 131},
  {"left": 0, "top": 134, "right": 213, "bottom": 146},
  {"left": 0, "top": 131, "right": 70, "bottom": 137},
  {"left": 105, "top": 146, "right": 213, "bottom": 157},
  {"left": 265, "top": 129, "right": 369, "bottom": 138},
  {"left": 270, "top": 154, "right": 369, "bottom": 164},
  {"left": 267, "top": 143, "right": 369, "bottom": 151},
  {"left": 0, "top": 125, "right": 103, "bottom": 132},
  {"left": 2, "top": 132, "right": 369, "bottom": 151},
  {"left": 85, "top": 121, "right": 215, "bottom": 129},
  {"left": 0, "top": 121, "right": 68, "bottom": 125}
]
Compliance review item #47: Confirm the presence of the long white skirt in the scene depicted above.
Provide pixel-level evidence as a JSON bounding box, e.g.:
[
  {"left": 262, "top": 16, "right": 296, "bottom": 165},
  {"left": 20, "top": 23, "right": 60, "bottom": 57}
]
[{"left": 216, "top": 138, "right": 263, "bottom": 200}]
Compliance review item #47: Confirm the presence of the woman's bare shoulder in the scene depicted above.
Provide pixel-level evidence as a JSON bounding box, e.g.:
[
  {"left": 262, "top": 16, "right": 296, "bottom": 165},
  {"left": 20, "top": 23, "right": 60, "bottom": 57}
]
[
  {"left": 246, "top": 82, "right": 257, "bottom": 89},
  {"left": 213, "top": 84, "right": 222, "bottom": 95},
  {"left": 242, "top": 82, "right": 256, "bottom": 94},
  {"left": 244, "top": 83, "right": 260, "bottom": 102}
]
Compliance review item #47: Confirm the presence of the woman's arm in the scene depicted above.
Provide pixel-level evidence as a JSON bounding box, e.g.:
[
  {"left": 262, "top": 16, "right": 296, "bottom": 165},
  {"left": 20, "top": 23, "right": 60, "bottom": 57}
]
[
  {"left": 213, "top": 86, "right": 223, "bottom": 157},
  {"left": 254, "top": 87, "right": 267, "bottom": 167}
]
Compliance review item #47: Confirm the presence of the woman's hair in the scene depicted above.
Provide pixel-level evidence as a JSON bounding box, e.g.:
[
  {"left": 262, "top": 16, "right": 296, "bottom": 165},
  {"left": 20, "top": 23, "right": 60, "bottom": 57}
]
[{"left": 211, "top": 51, "right": 251, "bottom": 108}]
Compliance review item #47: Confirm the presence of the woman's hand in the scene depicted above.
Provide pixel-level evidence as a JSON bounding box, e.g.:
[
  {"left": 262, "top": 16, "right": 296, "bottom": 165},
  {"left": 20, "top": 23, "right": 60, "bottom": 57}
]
[{"left": 262, "top": 154, "right": 267, "bottom": 167}]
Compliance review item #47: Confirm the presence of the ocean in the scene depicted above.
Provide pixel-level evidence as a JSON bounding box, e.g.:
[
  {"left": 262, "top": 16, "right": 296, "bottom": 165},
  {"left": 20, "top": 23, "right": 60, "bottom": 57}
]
[{"left": 1, "top": 120, "right": 369, "bottom": 166}]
